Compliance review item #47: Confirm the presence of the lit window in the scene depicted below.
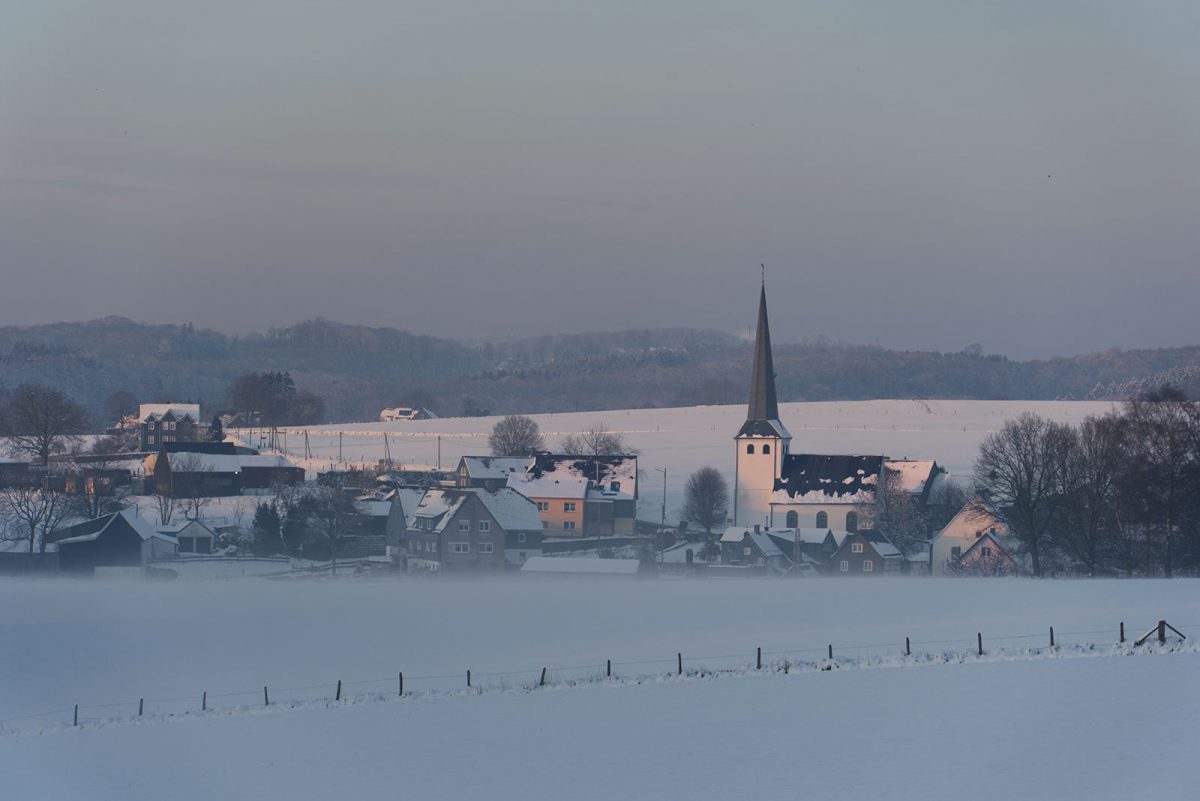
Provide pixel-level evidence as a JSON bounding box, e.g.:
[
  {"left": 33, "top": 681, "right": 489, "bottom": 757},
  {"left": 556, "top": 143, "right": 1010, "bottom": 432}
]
[
  {"left": 148, "top": 435, "right": 155, "bottom": 444},
  {"left": 863, "top": 560, "right": 874, "bottom": 572},
  {"left": 840, "top": 560, "right": 849, "bottom": 572}
]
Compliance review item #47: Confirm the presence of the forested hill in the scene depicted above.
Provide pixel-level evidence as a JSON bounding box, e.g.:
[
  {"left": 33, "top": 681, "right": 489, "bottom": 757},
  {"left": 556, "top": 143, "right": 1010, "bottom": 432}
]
[{"left": 0, "top": 316, "right": 1197, "bottom": 424}]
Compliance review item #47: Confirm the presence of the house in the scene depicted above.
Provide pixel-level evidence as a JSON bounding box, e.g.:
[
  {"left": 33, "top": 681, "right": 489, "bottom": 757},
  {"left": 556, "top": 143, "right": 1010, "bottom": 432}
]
[
  {"left": 145, "top": 443, "right": 242, "bottom": 497},
  {"left": 951, "top": 531, "right": 1020, "bottom": 576},
  {"left": 239, "top": 454, "right": 305, "bottom": 489},
  {"left": 456, "top": 456, "right": 531, "bottom": 492},
  {"left": 765, "top": 527, "right": 847, "bottom": 572},
  {"left": 382, "top": 487, "right": 426, "bottom": 557},
  {"left": 930, "top": 498, "right": 1016, "bottom": 576},
  {"left": 520, "top": 556, "right": 641, "bottom": 578},
  {"left": 473, "top": 488, "right": 544, "bottom": 566},
  {"left": 347, "top": 497, "right": 408, "bottom": 558},
  {"left": 156, "top": 519, "right": 217, "bottom": 554},
  {"left": 404, "top": 488, "right": 509, "bottom": 573},
  {"left": 719, "top": 525, "right": 788, "bottom": 572},
  {"left": 769, "top": 454, "right": 884, "bottom": 532},
  {"left": 509, "top": 454, "right": 639, "bottom": 538},
  {"left": 379, "top": 406, "right": 436, "bottom": 422},
  {"left": 52, "top": 510, "right": 177, "bottom": 576},
  {"left": 830, "top": 529, "right": 904, "bottom": 576},
  {"left": 138, "top": 403, "right": 203, "bottom": 450}
]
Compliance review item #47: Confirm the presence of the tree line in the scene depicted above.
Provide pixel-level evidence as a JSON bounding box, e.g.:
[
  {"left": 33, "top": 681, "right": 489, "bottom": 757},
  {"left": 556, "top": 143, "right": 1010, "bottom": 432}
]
[{"left": 973, "top": 388, "right": 1200, "bottom": 577}]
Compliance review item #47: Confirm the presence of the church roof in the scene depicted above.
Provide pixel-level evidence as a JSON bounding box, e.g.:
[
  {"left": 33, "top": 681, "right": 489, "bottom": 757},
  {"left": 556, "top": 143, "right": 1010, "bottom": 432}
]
[{"left": 772, "top": 454, "right": 885, "bottom": 505}]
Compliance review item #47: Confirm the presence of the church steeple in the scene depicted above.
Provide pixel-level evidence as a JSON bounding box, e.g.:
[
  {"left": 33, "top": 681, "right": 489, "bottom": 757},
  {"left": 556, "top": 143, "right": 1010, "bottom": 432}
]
[{"left": 746, "top": 282, "right": 779, "bottom": 423}]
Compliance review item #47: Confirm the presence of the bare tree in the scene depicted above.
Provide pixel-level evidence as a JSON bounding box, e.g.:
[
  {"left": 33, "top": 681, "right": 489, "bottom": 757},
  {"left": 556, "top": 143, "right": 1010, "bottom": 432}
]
[
  {"left": 153, "top": 491, "right": 180, "bottom": 527},
  {"left": 560, "top": 423, "right": 631, "bottom": 456},
  {"left": 872, "top": 469, "right": 933, "bottom": 557},
  {"left": 1055, "top": 414, "right": 1123, "bottom": 575},
  {"left": 0, "top": 384, "right": 89, "bottom": 464},
  {"left": 308, "top": 485, "right": 364, "bottom": 575},
  {"left": 0, "top": 476, "right": 73, "bottom": 553},
  {"left": 973, "top": 412, "right": 1072, "bottom": 577},
  {"left": 171, "top": 452, "right": 215, "bottom": 522},
  {"left": 489, "top": 415, "right": 545, "bottom": 456},
  {"left": 680, "top": 466, "right": 729, "bottom": 544}
]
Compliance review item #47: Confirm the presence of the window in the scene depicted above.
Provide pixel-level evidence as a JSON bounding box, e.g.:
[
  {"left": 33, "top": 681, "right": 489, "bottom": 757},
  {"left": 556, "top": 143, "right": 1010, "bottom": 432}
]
[
  {"left": 479, "top": 543, "right": 495, "bottom": 554},
  {"left": 452, "top": 543, "right": 470, "bottom": 554},
  {"left": 564, "top": 502, "right": 576, "bottom": 512},
  {"left": 840, "top": 560, "right": 849, "bottom": 572},
  {"left": 457, "top": 520, "right": 470, "bottom": 532},
  {"left": 746, "top": 444, "right": 755, "bottom": 454},
  {"left": 517, "top": 533, "right": 526, "bottom": 543},
  {"left": 147, "top": 435, "right": 155, "bottom": 445},
  {"left": 478, "top": 521, "right": 491, "bottom": 533},
  {"left": 851, "top": 542, "right": 864, "bottom": 554},
  {"left": 845, "top": 512, "right": 858, "bottom": 532},
  {"left": 762, "top": 444, "right": 770, "bottom": 454},
  {"left": 785, "top": 511, "right": 798, "bottom": 528},
  {"left": 862, "top": 560, "right": 874, "bottom": 573},
  {"left": 951, "top": 546, "right": 962, "bottom": 559},
  {"left": 975, "top": 531, "right": 983, "bottom": 539},
  {"left": 815, "top": 511, "right": 828, "bottom": 528},
  {"left": 980, "top": 547, "right": 992, "bottom": 558},
  {"left": 147, "top": 421, "right": 156, "bottom": 430},
  {"left": 536, "top": 501, "right": 549, "bottom": 511},
  {"left": 563, "top": 521, "right": 576, "bottom": 531},
  {"left": 743, "top": 546, "right": 752, "bottom": 556}
]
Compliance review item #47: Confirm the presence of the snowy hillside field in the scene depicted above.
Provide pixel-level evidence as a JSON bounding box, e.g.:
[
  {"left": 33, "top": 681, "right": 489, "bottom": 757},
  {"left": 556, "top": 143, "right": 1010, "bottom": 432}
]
[
  {"left": 2, "top": 578, "right": 1198, "bottom": 799},
  {"left": 239, "top": 399, "right": 1118, "bottom": 514}
]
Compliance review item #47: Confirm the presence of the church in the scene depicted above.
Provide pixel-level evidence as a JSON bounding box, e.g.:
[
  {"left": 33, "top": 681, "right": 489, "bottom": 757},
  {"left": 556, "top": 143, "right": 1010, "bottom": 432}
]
[{"left": 732, "top": 284, "right": 942, "bottom": 531}]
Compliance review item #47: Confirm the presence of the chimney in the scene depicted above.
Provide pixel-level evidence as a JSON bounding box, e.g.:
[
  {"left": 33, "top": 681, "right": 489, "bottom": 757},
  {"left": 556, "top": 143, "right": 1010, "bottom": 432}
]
[{"left": 754, "top": 524, "right": 760, "bottom": 534}]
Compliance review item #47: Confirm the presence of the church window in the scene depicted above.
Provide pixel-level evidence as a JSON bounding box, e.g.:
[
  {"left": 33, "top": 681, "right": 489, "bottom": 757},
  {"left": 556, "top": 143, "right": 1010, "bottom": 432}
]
[
  {"left": 746, "top": 444, "right": 755, "bottom": 454},
  {"left": 846, "top": 512, "right": 858, "bottom": 532},
  {"left": 785, "top": 511, "right": 798, "bottom": 528},
  {"left": 762, "top": 444, "right": 770, "bottom": 454},
  {"left": 815, "top": 511, "right": 828, "bottom": 528}
]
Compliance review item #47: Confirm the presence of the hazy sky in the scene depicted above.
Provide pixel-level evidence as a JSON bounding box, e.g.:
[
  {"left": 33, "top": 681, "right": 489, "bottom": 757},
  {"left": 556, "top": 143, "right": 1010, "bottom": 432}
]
[{"left": 2, "top": 1, "right": 1198, "bottom": 358}]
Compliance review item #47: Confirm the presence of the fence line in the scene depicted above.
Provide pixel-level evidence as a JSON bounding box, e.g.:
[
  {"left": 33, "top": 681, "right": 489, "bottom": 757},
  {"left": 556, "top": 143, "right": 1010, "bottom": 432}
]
[{"left": 1, "top": 619, "right": 1191, "bottom": 733}]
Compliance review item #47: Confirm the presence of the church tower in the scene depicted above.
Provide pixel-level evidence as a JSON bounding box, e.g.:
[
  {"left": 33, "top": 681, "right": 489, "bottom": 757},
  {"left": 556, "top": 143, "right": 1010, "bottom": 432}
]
[{"left": 733, "top": 283, "right": 791, "bottom": 527}]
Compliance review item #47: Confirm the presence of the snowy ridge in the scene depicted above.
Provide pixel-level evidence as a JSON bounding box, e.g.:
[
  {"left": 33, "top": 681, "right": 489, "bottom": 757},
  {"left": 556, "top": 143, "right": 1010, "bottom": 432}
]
[{"left": 6, "top": 632, "right": 1194, "bottom": 737}]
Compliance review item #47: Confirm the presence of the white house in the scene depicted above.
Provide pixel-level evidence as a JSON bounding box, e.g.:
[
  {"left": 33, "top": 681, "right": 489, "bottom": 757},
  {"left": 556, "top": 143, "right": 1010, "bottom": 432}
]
[{"left": 931, "top": 498, "right": 1017, "bottom": 575}]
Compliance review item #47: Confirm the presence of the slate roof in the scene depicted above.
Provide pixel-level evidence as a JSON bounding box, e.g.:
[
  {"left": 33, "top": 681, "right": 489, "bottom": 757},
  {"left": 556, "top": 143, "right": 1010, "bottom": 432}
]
[
  {"left": 474, "top": 488, "right": 543, "bottom": 533},
  {"left": 719, "top": 527, "right": 786, "bottom": 558},
  {"left": 459, "top": 456, "right": 532, "bottom": 481},
  {"left": 55, "top": 510, "right": 177, "bottom": 546},
  {"left": 772, "top": 454, "right": 885, "bottom": 505},
  {"left": 526, "top": 454, "right": 639, "bottom": 500}
]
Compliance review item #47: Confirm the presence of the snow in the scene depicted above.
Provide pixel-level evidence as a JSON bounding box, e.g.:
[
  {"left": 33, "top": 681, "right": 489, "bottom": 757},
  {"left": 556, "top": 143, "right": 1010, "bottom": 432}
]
[
  {"left": 231, "top": 400, "right": 1118, "bottom": 517},
  {"left": 521, "top": 556, "right": 641, "bottom": 575},
  {"left": 508, "top": 473, "right": 589, "bottom": 499},
  {"left": 474, "top": 488, "right": 542, "bottom": 532},
  {"left": 0, "top": 577, "right": 1197, "bottom": 801},
  {"left": 885, "top": 458, "right": 938, "bottom": 494}
]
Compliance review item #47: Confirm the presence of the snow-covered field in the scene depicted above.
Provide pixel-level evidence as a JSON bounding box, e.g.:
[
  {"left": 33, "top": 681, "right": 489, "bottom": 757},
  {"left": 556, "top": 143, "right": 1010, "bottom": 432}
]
[
  {"left": 234, "top": 400, "right": 1117, "bottom": 516},
  {"left": 2, "top": 577, "right": 1198, "bottom": 799}
]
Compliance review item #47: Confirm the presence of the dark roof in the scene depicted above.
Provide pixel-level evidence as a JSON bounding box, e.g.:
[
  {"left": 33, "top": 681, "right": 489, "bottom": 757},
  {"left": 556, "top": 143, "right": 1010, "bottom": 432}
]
[
  {"left": 746, "top": 283, "right": 779, "bottom": 423},
  {"left": 528, "top": 453, "right": 638, "bottom": 495},
  {"left": 161, "top": 442, "right": 239, "bottom": 455},
  {"left": 774, "top": 454, "right": 885, "bottom": 500}
]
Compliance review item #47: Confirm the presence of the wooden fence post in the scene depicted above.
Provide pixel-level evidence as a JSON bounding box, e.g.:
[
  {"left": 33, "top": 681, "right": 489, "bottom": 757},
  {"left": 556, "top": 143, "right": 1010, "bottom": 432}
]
[
  {"left": 539, "top": 668, "right": 546, "bottom": 687},
  {"left": 757, "top": 647, "right": 762, "bottom": 670},
  {"left": 264, "top": 686, "right": 269, "bottom": 706},
  {"left": 905, "top": 637, "right": 911, "bottom": 656},
  {"left": 399, "top": 672, "right": 404, "bottom": 696},
  {"left": 827, "top": 644, "right": 833, "bottom": 660},
  {"left": 467, "top": 670, "right": 472, "bottom": 688},
  {"left": 1158, "top": 620, "right": 1166, "bottom": 644},
  {"left": 139, "top": 698, "right": 144, "bottom": 717},
  {"left": 1050, "top": 627, "right": 1055, "bottom": 647},
  {"left": 73, "top": 705, "right": 78, "bottom": 727},
  {"left": 1120, "top": 622, "right": 1125, "bottom": 643},
  {"left": 606, "top": 659, "right": 612, "bottom": 678},
  {"left": 677, "top": 652, "right": 682, "bottom": 675},
  {"left": 202, "top": 691, "right": 207, "bottom": 712},
  {"left": 977, "top": 633, "right": 983, "bottom": 656},
  {"left": 336, "top": 680, "right": 342, "bottom": 701}
]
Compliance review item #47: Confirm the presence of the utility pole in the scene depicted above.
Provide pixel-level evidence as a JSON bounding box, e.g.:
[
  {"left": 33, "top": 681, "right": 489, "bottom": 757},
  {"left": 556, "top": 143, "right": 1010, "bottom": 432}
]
[
  {"left": 437, "top": 436, "right": 442, "bottom": 470},
  {"left": 657, "top": 467, "right": 667, "bottom": 526},
  {"left": 338, "top": 432, "right": 343, "bottom": 464}
]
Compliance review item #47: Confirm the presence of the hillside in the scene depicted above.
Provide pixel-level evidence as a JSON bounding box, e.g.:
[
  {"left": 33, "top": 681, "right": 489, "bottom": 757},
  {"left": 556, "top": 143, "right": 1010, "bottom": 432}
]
[{"left": 0, "top": 317, "right": 1197, "bottom": 424}]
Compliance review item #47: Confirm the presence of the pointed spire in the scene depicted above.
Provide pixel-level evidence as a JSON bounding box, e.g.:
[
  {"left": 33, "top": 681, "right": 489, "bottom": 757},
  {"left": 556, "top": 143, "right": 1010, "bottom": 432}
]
[{"left": 746, "top": 281, "right": 779, "bottom": 422}]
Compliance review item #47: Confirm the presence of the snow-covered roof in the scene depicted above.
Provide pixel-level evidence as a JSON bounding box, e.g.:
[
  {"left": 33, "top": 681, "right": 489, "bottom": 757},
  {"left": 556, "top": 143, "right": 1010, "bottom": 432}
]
[
  {"left": 386, "top": 488, "right": 426, "bottom": 520},
  {"left": 521, "top": 556, "right": 640, "bottom": 575},
  {"left": 772, "top": 454, "right": 884, "bottom": 505},
  {"left": 239, "top": 454, "right": 299, "bottom": 469},
  {"left": 459, "top": 456, "right": 532, "bottom": 480},
  {"left": 719, "top": 527, "right": 785, "bottom": 558},
  {"left": 884, "top": 459, "right": 939, "bottom": 495},
  {"left": 851, "top": 530, "right": 903, "bottom": 559},
  {"left": 140, "top": 403, "right": 200, "bottom": 422},
  {"left": 156, "top": 519, "right": 216, "bottom": 537},
  {"left": 355, "top": 500, "right": 394, "bottom": 518},
  {"left": 408, "top": 489, "right": 469, "bottom": 532},
  {"left": 508, "top": 474, "right": 589, "bottom": 500},
  {"left": 56, "top": 510, "right": 177, "bottom": 546},
  {"left": 527, "top": 454, "right": 638, "bottom": 500},
  {"left": 474, "top": 488, "right": 542, "bottom": 532}
]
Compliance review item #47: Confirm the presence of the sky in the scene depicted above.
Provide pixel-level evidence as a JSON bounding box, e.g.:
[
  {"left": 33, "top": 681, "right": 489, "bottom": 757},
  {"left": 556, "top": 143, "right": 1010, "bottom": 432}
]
[{"left": 1, "top": 1, "right": 1198, "bottom": 359}]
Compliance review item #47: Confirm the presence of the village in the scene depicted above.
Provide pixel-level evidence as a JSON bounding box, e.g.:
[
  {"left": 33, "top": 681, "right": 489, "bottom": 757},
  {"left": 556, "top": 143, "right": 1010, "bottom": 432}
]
[{"left": 0, "top": 286, "right": 1073, "bottom": 583}]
